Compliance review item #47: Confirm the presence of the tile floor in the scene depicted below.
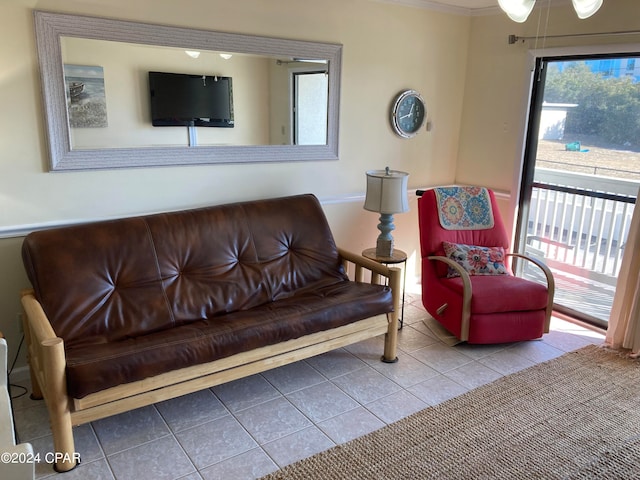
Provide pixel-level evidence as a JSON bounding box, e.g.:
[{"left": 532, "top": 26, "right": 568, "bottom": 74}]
[{"left": 10, "top": 293, "right": 605, "bottom": 480}]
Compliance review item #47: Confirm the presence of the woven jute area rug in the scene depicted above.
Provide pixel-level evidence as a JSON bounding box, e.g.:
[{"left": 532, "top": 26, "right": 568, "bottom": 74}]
[{"left": 261, "top": 345, "right": 640, "bottom": 479}]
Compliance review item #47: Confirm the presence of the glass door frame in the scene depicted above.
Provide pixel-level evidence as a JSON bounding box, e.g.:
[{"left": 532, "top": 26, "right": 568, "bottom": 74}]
[{"left": 515, "top": 44, "right": 640, "bottom": 327}]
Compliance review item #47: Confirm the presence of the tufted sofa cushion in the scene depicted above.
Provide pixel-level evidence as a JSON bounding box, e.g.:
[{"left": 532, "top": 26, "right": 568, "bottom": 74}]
[
  {"left": 64, "top": 281, "right": 391, "bottom": 398},
  {"left": 22, "top": 194, "right": 393, "bottom": 398}
]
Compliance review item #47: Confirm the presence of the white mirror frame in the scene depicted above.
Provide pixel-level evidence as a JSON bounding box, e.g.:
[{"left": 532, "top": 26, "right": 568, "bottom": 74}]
[{"left": 34, "top": 11, "right": 342, "bottom": 171}]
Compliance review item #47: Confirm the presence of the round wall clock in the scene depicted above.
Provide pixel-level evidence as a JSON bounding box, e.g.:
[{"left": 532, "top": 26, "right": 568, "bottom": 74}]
[{"left": 391, "top": 89, "right": 427, "bottom": 138}]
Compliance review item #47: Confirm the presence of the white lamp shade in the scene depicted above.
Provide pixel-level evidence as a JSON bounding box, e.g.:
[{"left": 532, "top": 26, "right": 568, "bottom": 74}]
[
  {"left": 572, "top": 0, "right": 603, "bottom": 18},
  {"left": 498, "top": 0, "right": 536, "bottom": 22},
  {"left": 364, "top": 169, "right": 409, "bottom": 214}
]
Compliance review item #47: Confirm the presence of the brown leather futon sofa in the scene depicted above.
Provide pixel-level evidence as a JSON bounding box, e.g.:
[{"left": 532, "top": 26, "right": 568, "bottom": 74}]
[{"left": 20, "top": 193, "right": 401, "bottom": 472}]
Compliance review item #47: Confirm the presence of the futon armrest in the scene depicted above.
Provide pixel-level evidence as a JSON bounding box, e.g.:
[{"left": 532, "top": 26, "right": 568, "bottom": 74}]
[
  {"left": 338, "top": 247, "right": 401, "bottom": 361},
  {"left": 20, "top": 290, "right": 58, "bottom": 344},
  {"left": 338, "top": 248, "right": 393, "bottom": 279},
  {"left": 20, "top": 290, "right": 69, "bottom": 407}
]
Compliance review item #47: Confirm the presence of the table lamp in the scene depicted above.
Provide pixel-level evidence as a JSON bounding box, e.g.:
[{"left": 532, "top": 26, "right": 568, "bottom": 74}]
[{"left": 363, "top": 167, "right": 409, "bottom": 257}]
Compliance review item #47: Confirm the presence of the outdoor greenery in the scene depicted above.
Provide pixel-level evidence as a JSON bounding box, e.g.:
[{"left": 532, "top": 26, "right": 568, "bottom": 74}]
[{"left": 544, "top": 62, "right": 640, "bottom": 149}]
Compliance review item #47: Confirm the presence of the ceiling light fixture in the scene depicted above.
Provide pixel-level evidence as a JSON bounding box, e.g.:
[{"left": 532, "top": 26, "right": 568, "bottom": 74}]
[
  {"left": 498, "top": 0, "right": 535, "bottom": 23},
  {"left": 572, "top": 0, "right": 604, "bottom": 19},
  {"left": 498, "top": 0, "right": 603, "bottom": 23}
]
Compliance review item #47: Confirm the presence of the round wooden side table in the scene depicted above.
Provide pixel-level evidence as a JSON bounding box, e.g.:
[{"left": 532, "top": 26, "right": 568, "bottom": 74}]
[{"left": 362, "top": 248, "right": 407, "bottom": 329}]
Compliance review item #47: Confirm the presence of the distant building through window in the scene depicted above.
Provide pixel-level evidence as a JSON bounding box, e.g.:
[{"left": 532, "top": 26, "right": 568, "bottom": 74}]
[{"left": 555, "top": 57, "right": 640, "bottom": 82}]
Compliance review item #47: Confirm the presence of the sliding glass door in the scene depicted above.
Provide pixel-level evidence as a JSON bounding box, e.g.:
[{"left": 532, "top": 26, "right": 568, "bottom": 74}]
[{"left": 517, "top": 54, "right": 640, "bottom": 328}]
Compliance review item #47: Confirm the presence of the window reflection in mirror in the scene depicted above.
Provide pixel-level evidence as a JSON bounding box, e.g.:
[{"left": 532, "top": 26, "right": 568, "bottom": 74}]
[
  {"left": 293, "top": 69, "right": 328, "bottom": 145},
  {"left": 61, "top": 36, "right": 330, "bottom": 150}
]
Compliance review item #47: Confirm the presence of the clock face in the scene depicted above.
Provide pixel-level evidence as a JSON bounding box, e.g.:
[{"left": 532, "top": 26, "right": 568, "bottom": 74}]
[{"left": 391, "top": 90, "right": 426, "bottom": 138}]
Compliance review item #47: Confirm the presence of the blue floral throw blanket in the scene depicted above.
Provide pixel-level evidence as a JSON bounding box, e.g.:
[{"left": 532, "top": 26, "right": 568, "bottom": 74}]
[{"left": 434, "top": 186, "right": 494, "bottom": 230}]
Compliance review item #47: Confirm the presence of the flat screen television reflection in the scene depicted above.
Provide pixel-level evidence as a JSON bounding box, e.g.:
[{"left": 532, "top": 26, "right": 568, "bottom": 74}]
[{"left": 149, "top": 71, "right": 234, "bottom": 127}]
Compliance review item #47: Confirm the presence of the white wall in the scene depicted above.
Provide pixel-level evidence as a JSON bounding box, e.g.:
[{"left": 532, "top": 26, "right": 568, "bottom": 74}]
[{"left": 0, "top": 0, "right": 469, "bottom": 371}]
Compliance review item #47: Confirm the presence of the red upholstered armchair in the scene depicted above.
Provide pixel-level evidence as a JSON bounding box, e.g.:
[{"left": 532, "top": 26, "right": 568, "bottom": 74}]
[{"left": 417, "top": 186, "right": 555, "bottom": 344}]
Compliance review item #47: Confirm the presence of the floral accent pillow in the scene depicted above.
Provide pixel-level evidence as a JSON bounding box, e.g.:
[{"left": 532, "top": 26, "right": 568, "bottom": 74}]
[{"left": 442, "top": 241, "right": 508, "bottom": 278}]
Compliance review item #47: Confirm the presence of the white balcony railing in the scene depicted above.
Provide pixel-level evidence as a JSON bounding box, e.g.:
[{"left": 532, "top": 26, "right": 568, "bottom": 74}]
[{"left": 527, "top": 168, "right": 638, "bottom": 287}]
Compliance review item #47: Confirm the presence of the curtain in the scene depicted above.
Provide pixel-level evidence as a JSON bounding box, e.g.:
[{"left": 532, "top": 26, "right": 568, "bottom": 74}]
[{"left": 605, "top": 187, "right": 640, "bottom": 357}]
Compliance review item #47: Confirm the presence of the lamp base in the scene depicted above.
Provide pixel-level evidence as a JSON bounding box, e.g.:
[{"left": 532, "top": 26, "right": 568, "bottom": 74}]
[
  {"left": 375, "top": 212, "right": 395, "bottom": 257},
  {"left": 376, "top": 238, "right": 394, "bottom": 257}
]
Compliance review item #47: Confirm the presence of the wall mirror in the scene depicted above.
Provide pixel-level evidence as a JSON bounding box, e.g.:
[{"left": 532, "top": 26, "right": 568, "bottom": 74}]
[{"left": 34, "top": 11, "right": 342, "bottom": 171}]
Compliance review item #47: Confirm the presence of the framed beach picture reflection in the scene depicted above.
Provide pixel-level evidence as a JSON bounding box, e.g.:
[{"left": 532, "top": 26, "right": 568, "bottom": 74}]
[{"left": 63, "top": 64, "right": 108, "bottom": 128}]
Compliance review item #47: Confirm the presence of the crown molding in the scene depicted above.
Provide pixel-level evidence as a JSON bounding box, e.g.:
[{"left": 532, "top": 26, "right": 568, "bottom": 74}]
[
  {"left": 372, "top": 0, "right": 570, "bottom": 17},
  {"left": 370, "top": 0, "right": 499, "bottom": 16}
]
